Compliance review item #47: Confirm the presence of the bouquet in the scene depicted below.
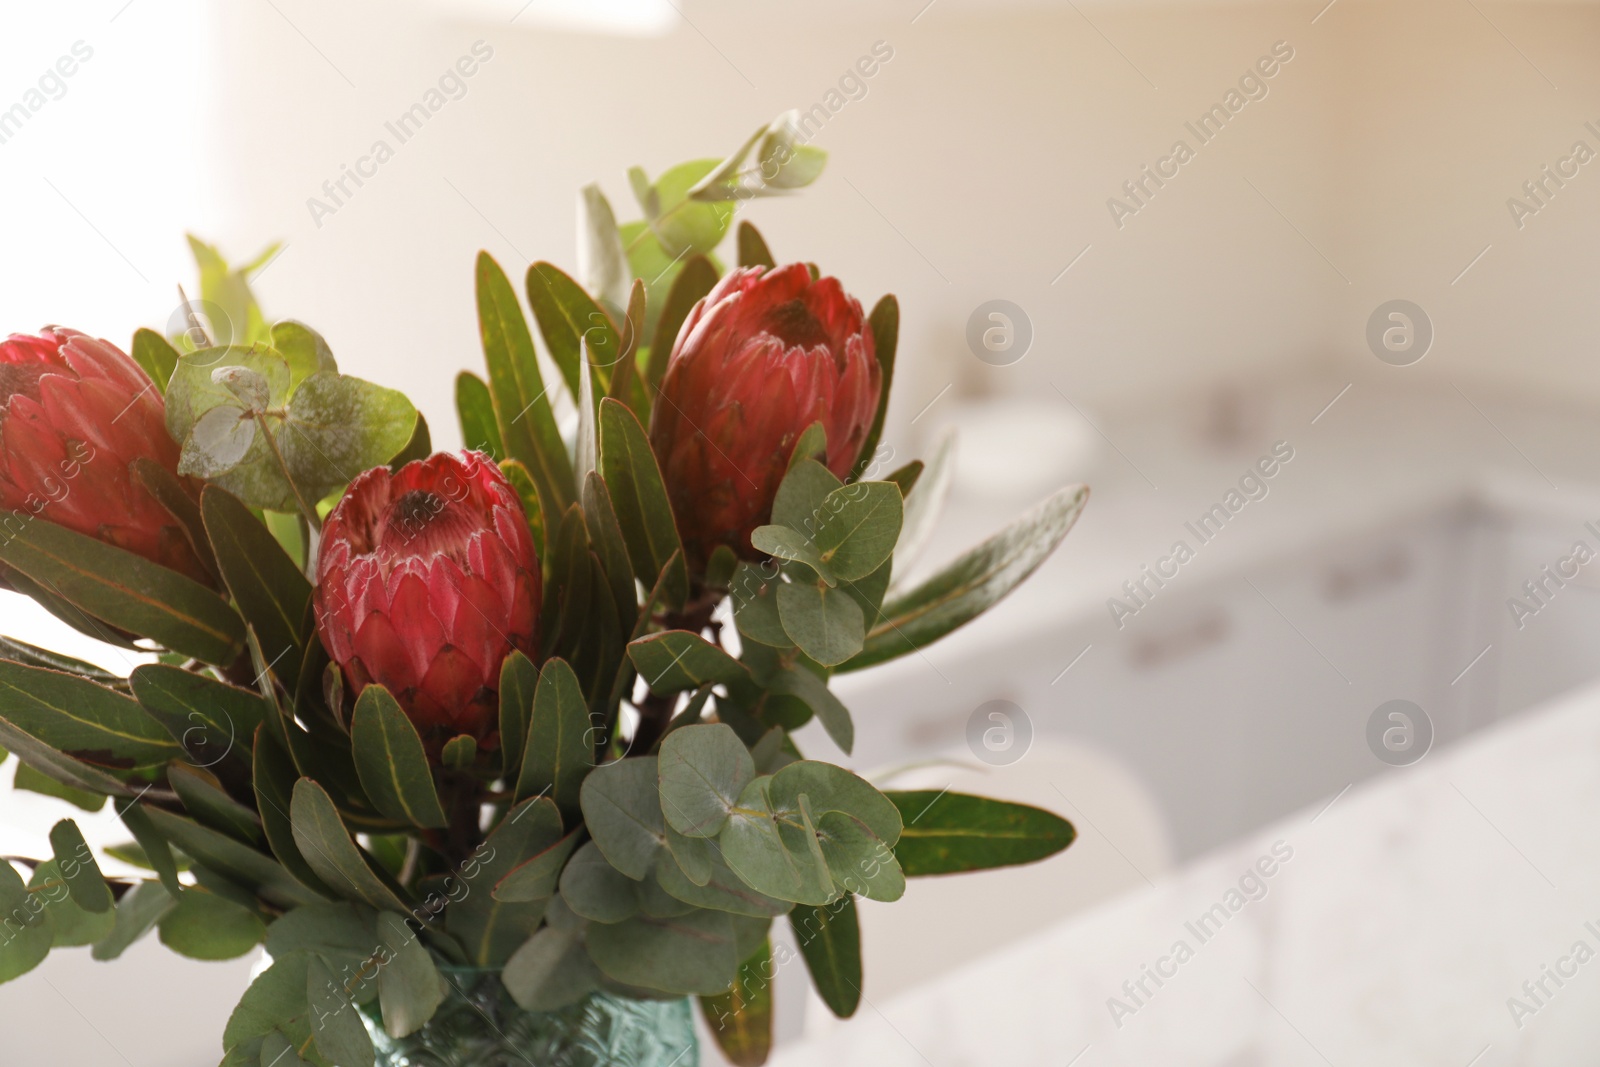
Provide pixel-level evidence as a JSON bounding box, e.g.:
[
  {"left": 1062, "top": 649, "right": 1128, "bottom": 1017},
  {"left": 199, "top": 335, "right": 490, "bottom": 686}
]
[{"left": 0, "top": 113, "right": 1089, "bottom": 1066}]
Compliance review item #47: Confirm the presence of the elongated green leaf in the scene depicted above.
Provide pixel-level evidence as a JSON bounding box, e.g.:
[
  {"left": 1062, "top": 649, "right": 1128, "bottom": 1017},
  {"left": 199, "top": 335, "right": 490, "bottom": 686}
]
[
  {"left": 14, "top": 762, "right": 106, "bottom": 811},
  {"left": 0, "top": 636, "right": 121, "bottom": 686},
  {"left": 583, "top": 471, "right": 638, "bottom": 629},
  {"left": 455, "top": 371, "right": 504, "bottom": 460},
  {"left": 167, "top": 763, "right": 263, "bottom": 844},
  {"left": 446, "top": 796, "right": 564, "bottom": 967},
  {"left": 91, "top": 879, "right": 176, "bottom": 962},
  {"left": 290, "top": 779, "right": 411, "bottom": 913},
  {"left": 115, "top": 799, "right": 184, "bottom": 896},
  {"left": 48, "top": 818, "right": 112, "bottom": 913},
  {"left": 476, "top": 251, "right": 575, "bottom": 529},
  {"left": 131, "top": 327, "right": 180, "bottom": 393},
  {"left": 840, "top": 485, "right": 1089, "bottom": 672},
  {"left": 158, "top": 889, "right": 265, "bottom": 960},
  {"left": 375, "top": 911, "right": 446, "bottom": 1038},
  {"left": 0, "top": 518, "right": 245, "bottom": 664},
  {"left": 790, "top": 895, "right": 861, "bottom": 1018},
  {"left": 498, "top": 651, "right": 538, "bottom": 782},
  {"left": 0, "top": 660, "right": 178, "bottom": 769},
  {"left": 132, "top": 457, "right": 219, "bottom": 580},
  {"left": 0, "top": 860, "right": 52, "bottom": 982},
  {"left": 736, "top": 222, "right": 776, "bottom": 270},
  {"left": 145, "top": 805, "right": 324, "bottom": 909},
  {"left": 580, "top": 756, "right": 665, "bottom": 880},
  {"left": 130, "top": 663, "right": 265, "bottom": 769},
  {"left": 492, "top": 828, "right": 582, "bottom": 904},
  {"left": 306, "top": 955, "right": 375, "bottom": 1064},
  {"left": 202, "top": 487, "right": 311, "bottom": 690},
  {"left": 776, "top": 581, "right": 864, "bottom": 667},
  {"left": 646, "top": 255, "right": 718, "bottom": 394},
  {"left": 853, "top": 295, "right": 898, "bottom": 481},
  {"left": 700, "top": 940, "right": 775, "bottom": 1067},
  {"left": 350, "top": 685, "right": 448, "bottom": 829},
  {"left": 516, "top": 658, "right": 593, "bottom": 820},
  {"left": 628, "top": 631, "right": 749, "bottom": 696},
  {"left": 252, "top": 729, "right": 335, "bottom": 899},
  {"left": 0, "top": 716, "right": 137, "bottom": 797},
  {"left": 526, "top": 260, "right": 623, "bottom": 402},
  {"left": 768, "top": 664, "right": 854, "bottom": 754},
  {"left": 30, "top": 859, "right": 115, "bottom": 947},
  {"left": 599, "top": 398, "right": 683, "bottom": 604},
  {"left": 658, "top": 724, "right": 755, "bottom": 839},
  {"left": 885, "top": 791, "right": 1076, "bottom": 875},
  {"left": 585, "top": 907, "right": 737, "bottom": 996}
]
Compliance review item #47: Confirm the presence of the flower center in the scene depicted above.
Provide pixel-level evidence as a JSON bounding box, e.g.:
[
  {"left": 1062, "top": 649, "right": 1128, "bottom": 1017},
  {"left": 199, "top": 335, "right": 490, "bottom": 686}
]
[
  {"left": 377, "top": 489, "right": 479, "bottom": 564},
  {"left": 764, "top": 298, "right": 833, "bottom": 352}
]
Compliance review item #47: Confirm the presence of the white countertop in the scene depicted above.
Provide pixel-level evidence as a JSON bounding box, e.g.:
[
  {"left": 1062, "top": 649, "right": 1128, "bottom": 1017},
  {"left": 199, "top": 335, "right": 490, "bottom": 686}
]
[{"left": 776, "top": 669, "right": 1600, "bottom": 1066}]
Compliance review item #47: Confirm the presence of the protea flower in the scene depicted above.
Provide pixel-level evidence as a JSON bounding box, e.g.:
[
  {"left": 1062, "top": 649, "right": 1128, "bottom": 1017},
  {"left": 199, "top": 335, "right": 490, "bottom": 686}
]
[
  {"left": 0, "top": 328, "right": 208, "bottom": 582},
  {"left": 314, "top": 451, "right": 540, "bottom": 746},
  {"left": 649, "top": 262, "right": 881, "bottom": 566}
]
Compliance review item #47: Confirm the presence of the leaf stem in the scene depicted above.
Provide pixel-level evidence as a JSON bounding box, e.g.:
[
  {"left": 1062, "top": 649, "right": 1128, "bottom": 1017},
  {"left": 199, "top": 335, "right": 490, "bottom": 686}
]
[{"left": 256, "top": 414, "right": 323, "bottom": 534}]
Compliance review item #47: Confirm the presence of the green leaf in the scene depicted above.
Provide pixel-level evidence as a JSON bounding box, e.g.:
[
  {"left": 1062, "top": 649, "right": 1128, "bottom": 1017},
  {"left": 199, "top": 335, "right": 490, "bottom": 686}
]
[
  {"left": 894, "top": 428, "right": 955, "bottom": 574},
  {"left": 751, "top": 527, "right": 834, "bottom": 586},
  {"left": 114, "top": 799, "right": 185, "bottom": 896},
  {"left": 0, "top": 636, "right": 122, "bottom": 686},
  {"left": 656, "top": 847, "right": 790, "bottom": 919},
  {"left": 526, "top": 260, "right": 624, "bottom": 402},
  {"left": 885, "top": 791, "right": 1076, "bottom": 875},
  {"left": 658, "top": 724, "right": 755, "bottom": 839},
  {"left": 841, "top": 485, "right": 1090, "bottom": 672},
  {"left": 278, "top": 372, "right": 417, "bottom": 505},
  {"left": 502, "top": 927, "right": 601, "bottom": 1012},
  {"left": 350, "top": 685, "right": 448, "bottom": 829},
  {"left": 815, "top": 811, "right": 904, "bottom": 902},
  {"left": 0, "top": 660, "right": 179, "bottom": 769},
  {"left": 662, "top": 822, "right": 713, "bottom": 887},
  {"left": 720, "top": 777, "right": 834, "bottom": 906},
  {"left": 730, "top": 563, "right": 790, "bottom": 648},
  {"left": 585, "top": 907, "right": 738, "bottom": 996},
  {"left": 790, "top": 895, "right": 861, "bottom": 1018},
  {"left": 203, "top": 487, "right": 311, "bottom": 690},
  {"left": 158, "top": 888, "right": 265, "bottom": 960},
  {"left": 476, "top": 252, "right": 575, "bottom": 530},
  {"left": 0, "top": 860, "right": 52, "bottom": 981},
  {"left": 579, "top": 756, "right": 665, "bottom": 880},
  {"left": 166, "top": 345, "right": 289, "bottom": 474},
  {"left": 516, "top": 657, "right": 593, "bottom": 820},
  {"left": 772, "top": 458, "right": 843, "bottom": 533},
  {"left": 599, "top": 398, "right": 683, "bottom": 604},
  {"left": 627, "top": 631, "right": 749, "bottom": 696},
  {"left": 645, "top": 254, "right": 718, "bottom": 394},
  {"left": 446, "top": 796, "right": 564, "bottom": 967},
  {"left": 168, "top": 763, "right": 264, "bottom": 844},
  {"left": 853, "top": 295, "right": 899, "bottom": 481},
  {"left": 14, "top": 763, "right": 106, "bottom": 812},
  {"left": 492, "top": 828, "right": 582, "bottom": 904},
  {"left": 736, "top": 222, "right": 776, "bottom": 270},
  {"left": 223, "top": 951, "right": 310, "bottom": 1050},
  {"left": 776, "top": 582, "right": 864, "bottom": 668},
  {"left": 559, "top": 841, "right": 639, "bottom": 924},
  {"left": 700, "top": 940, "right": 774, "bottom": 1067},
  {"left": 253, "top": 730, "right": 334, "bottom": 899},
  {"left": 290, "top": 779, "right": 412, "bottom": 913},
  {"left": 306, "top": 955, "right": 375, "bottom": 1066},
  {"left": 645, "top": 159, "right": 737, "bottom": 258},
  {"left": 132, "top": 457, "right": 220, "bottom": 580},
  {"left": 144, "top": 805, "right": 325, "bottom": 909},
  {"left": 0, "top": 518, "right": 245, "bottom": 664},
  {"left": 583, "top": 471, "right": 639, "bottom": 630},
  {"left": 269, "top": 320, "right": 338, "bottom": 391},
  {"left": 30, "top": 859, "right": 115, "bottom": 947},
  {"left": 185, "top": 235, "right": 275, "bottom": 348},
  {"left": 770, "top": 761, "right": 900, "bottom": 844},
  {"left": 814, "top": 483, "right": 903, "bottom": 582},
  {"left": 440, "top": 734, "right": 475, "bottom": 769},
  {"left": 454, "top": 371, "right": 504, "bottom": 461},
  {"left": 375, "top": 911, "right": 446, "bottom": 1038},
  {"left": 91, "top": 879, "right": 176, "bottom": 962},
  {"left": 498, "top": 650, "right": 538, "bottom": 782},
  {"left": 170, "top": 773, "right": 238, "bottom": 848},
  {"left": 392, "top": 411, "right": 433, "bottom": 473},
  {"left": 130, "top": 664, "right": 266, "bottom": 770},
  {"left": 578, "top": 184, "right": 631, "bottom": 314},
  {"left": 0, "top": 716, "right": 138, "bottom": 798},
  {"left": 131, "top": 327, "right": 180, "bottom": 393}
]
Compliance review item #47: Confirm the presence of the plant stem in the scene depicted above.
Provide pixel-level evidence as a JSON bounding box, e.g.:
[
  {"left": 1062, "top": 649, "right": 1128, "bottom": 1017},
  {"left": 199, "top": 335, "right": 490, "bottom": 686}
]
[{"left": 257, "top": 413, "right": 323, "bottom": 534}]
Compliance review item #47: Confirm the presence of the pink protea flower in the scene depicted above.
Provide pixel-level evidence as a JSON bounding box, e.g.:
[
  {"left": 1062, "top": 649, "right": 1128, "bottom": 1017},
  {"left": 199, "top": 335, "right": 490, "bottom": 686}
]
[
  {"left": 649, "top": 263, "right": 881, "bottom": 567},
  {"left": 0, "top": 327, "right": 207, "bottom": 582},
  {"left": 314, "top": 451, "right": 540, "bottom": 746}
]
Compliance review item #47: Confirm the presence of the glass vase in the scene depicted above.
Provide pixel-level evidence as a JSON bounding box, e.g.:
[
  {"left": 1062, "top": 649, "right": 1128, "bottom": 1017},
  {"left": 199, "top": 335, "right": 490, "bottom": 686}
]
[{"left": 361, "top": 968, "right": 698, "bottom": 1067}]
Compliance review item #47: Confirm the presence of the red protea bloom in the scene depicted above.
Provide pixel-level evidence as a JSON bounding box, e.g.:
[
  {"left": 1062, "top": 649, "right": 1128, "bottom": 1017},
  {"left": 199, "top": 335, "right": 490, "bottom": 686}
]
[
  {"left": 0, "top": 328, "right": 207, "bottom": 582},
  {"left": 649, "top": 262, "right": 881, "bottom": 566},
  {"left": 314, "top": 451, "right": 540, "bottom": 745}
]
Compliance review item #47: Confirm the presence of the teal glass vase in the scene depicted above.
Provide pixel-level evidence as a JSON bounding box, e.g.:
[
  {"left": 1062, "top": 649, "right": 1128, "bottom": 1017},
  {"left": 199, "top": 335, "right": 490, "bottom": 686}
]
[{"left": 361, "top": 968, "right": 698, "bottom": 1067}]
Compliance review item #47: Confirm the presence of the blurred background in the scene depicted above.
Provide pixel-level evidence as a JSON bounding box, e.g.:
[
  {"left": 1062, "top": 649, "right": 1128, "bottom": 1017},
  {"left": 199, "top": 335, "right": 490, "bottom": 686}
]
[{"left": 6, "top": 0, "right": 1600, "bottom": 1063}]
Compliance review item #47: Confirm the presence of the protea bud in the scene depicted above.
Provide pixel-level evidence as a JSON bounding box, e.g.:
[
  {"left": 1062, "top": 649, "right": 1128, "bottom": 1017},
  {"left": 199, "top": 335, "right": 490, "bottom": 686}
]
[
  {"left": 649, "top": 262, "right": 881, "bottom": 566},
  {"left": 314, "top": 451, "right": 540, "bottom": 746},
  {"left": 0, "top": 328, "right": 207, "bottom": 581}
]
